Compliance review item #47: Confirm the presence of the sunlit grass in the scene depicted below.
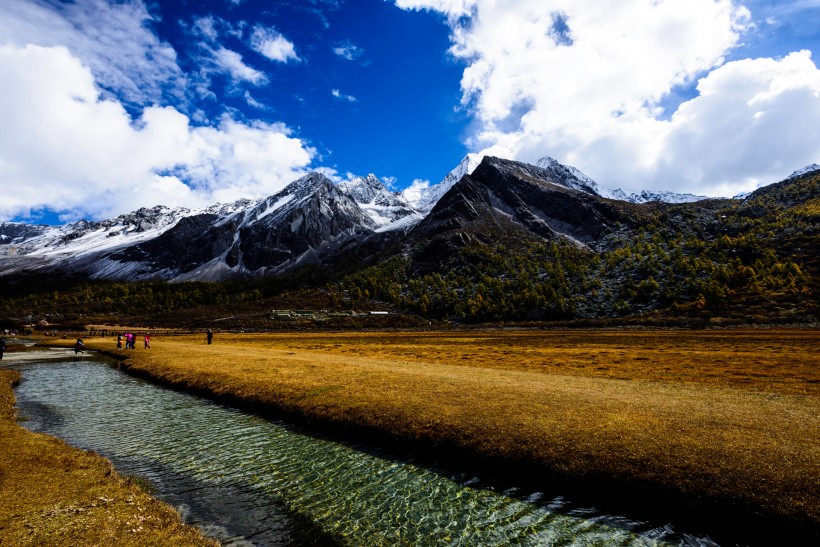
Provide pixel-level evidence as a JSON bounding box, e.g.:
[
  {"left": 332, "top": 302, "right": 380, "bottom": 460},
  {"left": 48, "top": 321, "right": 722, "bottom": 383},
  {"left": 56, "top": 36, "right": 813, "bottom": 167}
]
[
  {"left": 0, "top": 368, "right": 216, "bottom": 546},
  {"left": 66, "top": 328, "right": 820, "bottom": 526}
]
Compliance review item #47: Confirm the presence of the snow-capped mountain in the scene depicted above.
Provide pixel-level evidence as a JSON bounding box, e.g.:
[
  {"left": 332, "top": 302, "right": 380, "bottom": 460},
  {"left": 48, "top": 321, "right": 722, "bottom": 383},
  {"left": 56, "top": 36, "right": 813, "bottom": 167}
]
[
  {"left": 0, "top": 173, "right": 389, "bottom": 281},
  {"left": 533, "top": 156, "right": 706, "bottom": 203},
  {"left": 534, "top": 156, "right": 601, "bottom": 195},
  {"left": 402, "top": 153, "right": 707, "bottom": 211},
  {"left": 603, "top": 188, "right": 708, "bottom": 204},
  {"left": 3, "top": 154, "right": 814, "bottom": 283},
  {"left": 0, "top": 205, "right": 194, "bottom": 258},
  {"left": 409, "top": 156, "right": 639, "bottom": 262},
  {"left": 105, "top": 172, "right": 382, "bottom": 281},
  {"left": 402, "top": 154, "right": 482, "bottom": 213},
  {"left": 337, "top": 174, "right": 422, "bottom": 231},
  {"left": 788, "top": 163, "right": 820, "bottom": 180}
]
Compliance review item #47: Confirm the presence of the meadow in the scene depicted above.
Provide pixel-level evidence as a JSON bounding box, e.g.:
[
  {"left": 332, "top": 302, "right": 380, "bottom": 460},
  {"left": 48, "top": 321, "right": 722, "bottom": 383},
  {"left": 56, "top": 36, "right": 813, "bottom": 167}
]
[
  {"left": 78, "top": 329, "right": 820, "bottom": 532},
  {"left": 8, "top": 328, "right": 820, "bottom": 542}
]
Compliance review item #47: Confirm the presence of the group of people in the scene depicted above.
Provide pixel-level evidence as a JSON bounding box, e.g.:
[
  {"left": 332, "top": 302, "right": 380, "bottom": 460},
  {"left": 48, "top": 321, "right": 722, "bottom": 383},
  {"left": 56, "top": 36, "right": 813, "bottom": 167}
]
[
  {"left": 0, "top": 329, "right": 217, "bottom": 359},
  {"left": 117, "top": 332, "right": 150, "bottom": 350}
]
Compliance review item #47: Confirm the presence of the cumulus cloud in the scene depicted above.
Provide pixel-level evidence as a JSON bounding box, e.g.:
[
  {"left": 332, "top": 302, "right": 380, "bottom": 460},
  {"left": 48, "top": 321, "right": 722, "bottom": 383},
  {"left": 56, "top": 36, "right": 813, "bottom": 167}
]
[
  {"left": 250, "top": 26, "right": 300, "bottom": 63},
  {"left": 395, "top": 0, "right": 477, "bottom": 18},
  {"left": 0, "top": 0, "right": 185, "bottom": 108},
  {"left": 395, "top": 0, "right": 820, "bottom": 196},
  {"left": 0, "top": 45, "right": 314, "bottom": 221}
]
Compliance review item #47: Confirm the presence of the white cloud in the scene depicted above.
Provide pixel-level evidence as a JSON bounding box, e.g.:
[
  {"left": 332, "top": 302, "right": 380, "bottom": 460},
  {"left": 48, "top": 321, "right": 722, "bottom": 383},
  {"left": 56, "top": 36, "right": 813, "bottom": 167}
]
[
  {"left": 184, "top": 16, "right": 267, "bottom": 87},
  {"left": 211, "top": 46, "right": 267, "bottom": 85},
  {"left": 250, "top": 26, "right": 300, "bottom": 63},
  {"left": 0, "top": 45, "right": 315, "bottom": 221},
  {"left": 191, "top": 15, "right": 221, "bottom": 43},
  {"left": 332, "top": 89, "right": 358, "bottom": 102},
  {"left": 244, "top": 90, "right": 266, "bottom": 109},
  {"left": 333, "top": 41, "right": 365, "bottom": 61},
  {"left": 660, "top": 51, "right": 820, "bottom": 194},
  {"left": 396, "top": 0, "right": 820, "bottom": 196},
  {"left": 0, "top": 0, "right": 185, "bottom": 107},
  {"left": 394, "top": 0, "right": 477, "bottom": 18}
]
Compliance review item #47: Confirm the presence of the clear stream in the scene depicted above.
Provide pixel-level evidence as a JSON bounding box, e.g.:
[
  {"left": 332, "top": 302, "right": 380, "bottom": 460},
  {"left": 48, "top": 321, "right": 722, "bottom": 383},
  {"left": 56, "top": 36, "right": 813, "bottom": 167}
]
[{"left": 6, "top": 349, "right": 718, "bottom": 546}]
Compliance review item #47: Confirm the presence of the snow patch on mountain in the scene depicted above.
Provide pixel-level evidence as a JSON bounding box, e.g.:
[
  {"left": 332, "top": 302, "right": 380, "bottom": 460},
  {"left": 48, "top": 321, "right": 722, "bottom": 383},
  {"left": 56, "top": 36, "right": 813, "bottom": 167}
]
[
  {"left": 602, "top": 188, "right": 708, "bottom": 204},
  {"left": 0, "top": 205, "right": 193, "bottom": 258},
  {"left": 249, "top": 195, "right": 296, "bottom": 223},
  {"left": 338, "top": 174, "right": 421, "bottom": 229},
  {"left": 402, "top": 154, "right": 482, "bottom": 213},
  {"left": 788, "top": 163, "right": 820, "bottom": 179},
  {"left": 534, "top": 156, "right": 601, "bottom": 195}
]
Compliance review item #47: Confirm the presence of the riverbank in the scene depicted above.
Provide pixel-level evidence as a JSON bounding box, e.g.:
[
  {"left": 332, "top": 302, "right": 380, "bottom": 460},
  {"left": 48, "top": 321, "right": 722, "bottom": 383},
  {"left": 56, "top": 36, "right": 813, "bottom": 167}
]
[
  {"left": 0, "top": 363, "right": 216, "bottom": 546},
  {"left": 52, "top": 330, "right": 820, "bottom": 541}
]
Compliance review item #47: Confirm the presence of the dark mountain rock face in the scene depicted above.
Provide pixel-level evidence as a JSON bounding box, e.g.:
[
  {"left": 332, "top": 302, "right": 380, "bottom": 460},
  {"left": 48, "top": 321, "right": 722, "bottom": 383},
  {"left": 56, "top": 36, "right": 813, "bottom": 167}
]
[
  {"left": 409, "top": 156, "right": 643, "bottom": 261},
  {"left": 237, "top": 175, "right": 376, "bottom": 273},
  {"left": 103, "top": 173, "right": 378, "bottom": 279},
  {"left": 3, "top": 158, "right": 817, "bottom": 287},
  {"left": 0, "top": 223, "right": 49, "bottom": 245},
  {"left": 472, "top": 157, "right": 640, "bottom": 240},
  {"left": 110, "top": 213, "right": 229, "bottom": 272}
]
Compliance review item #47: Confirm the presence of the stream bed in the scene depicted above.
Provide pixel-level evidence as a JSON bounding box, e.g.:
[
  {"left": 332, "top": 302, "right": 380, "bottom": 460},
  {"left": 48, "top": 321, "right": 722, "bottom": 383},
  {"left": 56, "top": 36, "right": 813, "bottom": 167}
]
[{"left": 6, "top": 348, "right": 718, "bottom": 546}]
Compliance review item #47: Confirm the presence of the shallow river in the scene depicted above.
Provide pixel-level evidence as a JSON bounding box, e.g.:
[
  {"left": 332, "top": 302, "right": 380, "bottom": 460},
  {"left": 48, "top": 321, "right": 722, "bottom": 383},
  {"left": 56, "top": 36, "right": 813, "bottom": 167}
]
[{"left": 7, "top": 348, "right": 718, "bottom": 546}]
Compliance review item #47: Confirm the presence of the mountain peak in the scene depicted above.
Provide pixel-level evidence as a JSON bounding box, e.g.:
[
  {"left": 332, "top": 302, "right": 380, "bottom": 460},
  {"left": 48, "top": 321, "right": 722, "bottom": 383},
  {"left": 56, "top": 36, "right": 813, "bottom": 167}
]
[
  {"left": 473, "top": 155, "right": 601, "bottom": 197},
  {"left": 402, "top": 153, "right": 482, "bottom": 213},
  {"left": 337, "top": 174, "right": 420, "bottom": 231},
  {"left": 338, "top": 174, "right": 389, "bottom": 203},
  {"left": 533, "top": 156, "right": 601, "bottom": 195},
  {"left": 289, "top": 172, "right": 335, "bottom": 194},
  {"left": 788, "top": 163, "right": 820, "bottom": 179}
]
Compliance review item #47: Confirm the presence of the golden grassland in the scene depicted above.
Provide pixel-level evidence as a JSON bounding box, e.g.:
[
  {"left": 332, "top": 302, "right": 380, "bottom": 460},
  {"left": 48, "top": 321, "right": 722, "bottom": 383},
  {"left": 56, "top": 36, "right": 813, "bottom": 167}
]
[
  {"left": 59, "top": 328, "right": 820, "bottom": 531},
  {"left": 0, "top": 367, "right": 217, "bottom": 546}
]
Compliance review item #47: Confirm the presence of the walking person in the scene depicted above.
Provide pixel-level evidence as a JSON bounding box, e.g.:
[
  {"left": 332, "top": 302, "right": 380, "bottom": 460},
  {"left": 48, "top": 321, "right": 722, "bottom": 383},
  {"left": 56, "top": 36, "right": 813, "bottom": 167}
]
[
  {"left": 144, "top": 333, "right": 151, "bottom": 349},
  {"left": 206, "top": 329, "right": 213, "bottom": 345},
  {"left": 74, "top": 338, "right": 85, "bottom": 355},
  {"left": 0, "top": 337, "right": 5, "bottom": 360},
  {"left": 117, "top": 334, "right": 123, "bottom": 350}
]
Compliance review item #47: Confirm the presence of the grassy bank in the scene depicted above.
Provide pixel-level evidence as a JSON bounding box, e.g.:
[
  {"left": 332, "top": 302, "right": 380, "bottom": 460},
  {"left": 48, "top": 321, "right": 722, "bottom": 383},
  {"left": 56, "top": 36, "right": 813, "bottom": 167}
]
[
  {"left": 0, "top": 365, "right": 216, "bottom": 546},
  {"left": 58, "top": 330, "right": 820, "bottom": 539}
]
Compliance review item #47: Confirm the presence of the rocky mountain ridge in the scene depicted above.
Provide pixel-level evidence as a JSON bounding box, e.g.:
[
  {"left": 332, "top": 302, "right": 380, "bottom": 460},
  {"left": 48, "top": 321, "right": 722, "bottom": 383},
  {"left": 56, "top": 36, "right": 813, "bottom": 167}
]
[{"left": 1, "top": 156, "right": 818, "bottom": 285}]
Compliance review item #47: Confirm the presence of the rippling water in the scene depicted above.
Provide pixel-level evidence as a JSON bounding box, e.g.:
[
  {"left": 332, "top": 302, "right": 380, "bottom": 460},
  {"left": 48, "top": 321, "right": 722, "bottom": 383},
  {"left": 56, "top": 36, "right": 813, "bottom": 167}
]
[{"left": 6, "top": 351, "right": 717, "bottom": 546}]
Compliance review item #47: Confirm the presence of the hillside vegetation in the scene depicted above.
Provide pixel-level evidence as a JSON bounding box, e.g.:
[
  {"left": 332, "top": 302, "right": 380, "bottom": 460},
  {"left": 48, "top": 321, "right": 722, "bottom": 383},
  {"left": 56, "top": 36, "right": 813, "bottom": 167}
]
[{"left": 0, "top": 172, "right": 817, "bottom": 329}]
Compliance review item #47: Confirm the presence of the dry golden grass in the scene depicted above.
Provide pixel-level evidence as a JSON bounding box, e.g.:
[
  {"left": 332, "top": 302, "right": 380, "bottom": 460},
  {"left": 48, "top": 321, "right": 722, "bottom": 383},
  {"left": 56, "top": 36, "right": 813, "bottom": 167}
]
[
  {"left": 64, "top": 330, "right": 820, "bottom": 523},
  {"left": 53, "top": 330, "right": 820, "bottom": 527},
  {"left": 0, "top": 368, "right": 216, "bottom": 547}
]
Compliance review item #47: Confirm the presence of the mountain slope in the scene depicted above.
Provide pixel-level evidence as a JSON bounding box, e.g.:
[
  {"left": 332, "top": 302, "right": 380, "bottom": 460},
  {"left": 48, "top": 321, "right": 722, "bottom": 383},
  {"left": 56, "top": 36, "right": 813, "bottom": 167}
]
[
  {"left": 338, "top": 174, "right": 422, "bottom": 231},
  {"left": 105, "top": 173, "right": 379, "bottom": 281},
  {"left": 0, "top": 174, "right": 384, "bottom": 282},
  {"left": 402, "top": 154, "right": 481, "bottom": 213},
  {"left": 409, "top": 156, "right": 644, "bottom": 263}
]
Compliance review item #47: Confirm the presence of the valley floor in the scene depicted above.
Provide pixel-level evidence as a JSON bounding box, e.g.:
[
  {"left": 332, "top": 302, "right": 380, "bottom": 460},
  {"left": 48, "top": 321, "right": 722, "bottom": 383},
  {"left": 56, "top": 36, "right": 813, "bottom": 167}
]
[{"left": 16, "top": 329, "right": 820, "bottom": 542}]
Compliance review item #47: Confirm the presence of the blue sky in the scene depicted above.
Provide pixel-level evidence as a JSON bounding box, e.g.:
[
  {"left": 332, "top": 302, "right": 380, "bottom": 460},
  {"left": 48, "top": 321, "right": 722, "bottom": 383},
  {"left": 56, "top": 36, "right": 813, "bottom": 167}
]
[
  {"left": 151, "top": 0, "right": 469, "bottom": 182},
  {"left": 1, "top": 0, "right": 819, "bottom": 223}
]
